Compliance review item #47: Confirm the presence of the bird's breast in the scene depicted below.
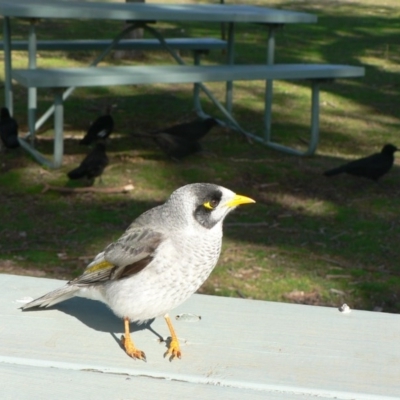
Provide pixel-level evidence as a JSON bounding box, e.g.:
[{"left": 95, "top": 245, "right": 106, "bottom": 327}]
[{"left": 102, "top": 232, "right": 222, "bottom": 322}]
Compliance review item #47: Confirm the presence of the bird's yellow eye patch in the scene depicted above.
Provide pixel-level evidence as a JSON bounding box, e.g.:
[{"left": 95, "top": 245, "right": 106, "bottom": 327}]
[{"left": 203, "top": 199, "right": 220, "bottom": 210}]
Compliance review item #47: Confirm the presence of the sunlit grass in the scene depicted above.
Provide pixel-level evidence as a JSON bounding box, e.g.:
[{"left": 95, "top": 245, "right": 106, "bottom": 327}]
[{"left": 1, "top": 0, "right": 400, "bottom": 313}]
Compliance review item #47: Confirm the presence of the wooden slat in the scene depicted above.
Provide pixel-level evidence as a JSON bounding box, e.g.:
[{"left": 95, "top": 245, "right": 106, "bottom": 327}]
[
  {"left": 12, "top": 64, "right": 365, "bottom": 88},
  {"left": 0, "top": 1, "right": 318, "bottom": 24},
  {"left": 2, "top": 364, "right": 278, "bottom": 400},
  {"left": 1, "top": 274, "right": 399, "bottom": 399},
  {"left": 0, "top": 38, "right": 227, "bottom": 52}
]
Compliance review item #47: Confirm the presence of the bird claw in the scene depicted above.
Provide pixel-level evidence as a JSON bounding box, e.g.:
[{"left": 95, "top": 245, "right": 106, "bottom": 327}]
[
  {"left": 121, "top": 335, "right": 146, "bottom": 361},
  {"left": 163, "top": 338, "right": 181, "bottom": 361}
]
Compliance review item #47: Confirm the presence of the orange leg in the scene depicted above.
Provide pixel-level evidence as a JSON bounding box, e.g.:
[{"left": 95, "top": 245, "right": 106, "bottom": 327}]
[
  {"left": 121, "top": 317, "right": 146, "bottom": 361},
  {"left": 164, "top": 313, "right": 182, "bottom": 360}
]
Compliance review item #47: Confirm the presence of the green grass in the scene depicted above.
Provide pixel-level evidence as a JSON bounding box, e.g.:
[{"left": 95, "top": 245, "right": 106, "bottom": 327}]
[{"left": 1, "top": 0, "right": 400, "bottom": 313}]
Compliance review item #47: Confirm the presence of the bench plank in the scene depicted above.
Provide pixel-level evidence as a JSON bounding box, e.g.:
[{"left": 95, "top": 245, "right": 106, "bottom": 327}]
[
  {"left": 12, "top": 62, "right": 365, "bottom": 166},
  {"left": 2, "top": 364, "right": 276, "bottom": 400},
  {"left": 0, "top": 2, "right": 318, "bottom": 24},
  {"left": 12, "top": 64, "right": 365, "bottom": 88},
  {"left": 1, "top": 274, "right": 399, "bottom": 399},
  {"left": 0, "top": 38, "right": 227, "bottom": 52}
]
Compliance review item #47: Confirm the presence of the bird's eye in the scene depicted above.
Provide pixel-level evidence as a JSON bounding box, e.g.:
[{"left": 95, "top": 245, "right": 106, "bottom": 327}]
[{"left": 203, "top": 199, "right": 220, "bottom": 210}]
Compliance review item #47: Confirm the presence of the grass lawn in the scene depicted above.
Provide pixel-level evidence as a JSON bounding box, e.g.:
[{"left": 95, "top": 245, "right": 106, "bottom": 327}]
[{"left": 1, "top": 0, "right": 399, "bottom": 313}]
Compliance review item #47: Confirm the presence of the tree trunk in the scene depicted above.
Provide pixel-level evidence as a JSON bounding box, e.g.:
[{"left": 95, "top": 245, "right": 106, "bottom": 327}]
[{"left": 113, "top": 0, "right": 144, "bottom": 60}]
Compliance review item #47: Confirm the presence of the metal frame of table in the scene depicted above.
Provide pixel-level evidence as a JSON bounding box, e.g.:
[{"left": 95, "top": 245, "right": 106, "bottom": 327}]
[{"left": 1, "top": 0, "right": 318, "bottom": 160}]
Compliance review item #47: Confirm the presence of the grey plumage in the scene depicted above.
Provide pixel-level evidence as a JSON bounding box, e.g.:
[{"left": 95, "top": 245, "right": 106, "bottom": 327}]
[{"left": 22, "top": 183, "right": 255, "bottom": 360}]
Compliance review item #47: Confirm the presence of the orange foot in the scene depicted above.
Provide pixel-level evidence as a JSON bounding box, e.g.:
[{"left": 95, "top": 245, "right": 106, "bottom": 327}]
[
  {"left": 121, "top": 335, "right": 146, "bottom": 361},
  {"left": 164, "top": 337, "right": 182, "bottom": 361}
]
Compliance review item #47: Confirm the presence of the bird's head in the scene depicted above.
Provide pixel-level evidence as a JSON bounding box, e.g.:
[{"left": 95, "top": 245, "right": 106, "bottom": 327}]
[
  {"left": 0, "top": 107, "right": 11, "bottom": 120},
  {"left": 168, "top": 183, "right": 255, "bottom": 230},
  {"left": 382, "top": 144, "right": 398, "bottom": 155},
  {"left": 105, "top": 104, "right": 117, "bottom": 115}
]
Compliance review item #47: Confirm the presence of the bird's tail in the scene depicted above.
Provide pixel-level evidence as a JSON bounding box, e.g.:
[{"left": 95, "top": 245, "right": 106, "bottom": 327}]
[
  {"left": 22, "top": 284, "right": 79, "bottom": 310},
  {"left": 5, "top": 137, "right": 20, "bottom": 148},
  {"left": 67, "top": 165, "right": 87, "bottom": 179},
  {"left": 323, "top": 166, "right": 345, "bottom": 177}
]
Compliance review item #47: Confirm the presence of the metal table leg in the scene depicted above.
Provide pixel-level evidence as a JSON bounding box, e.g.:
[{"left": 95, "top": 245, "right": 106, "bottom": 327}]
[
  {"left": 34, "top": 23, "right": 144, "bottom": 133},
  {"left": 3, "top": 17, "right": 13, "bottom": 114},
  {"left": 225, "top": 22, "right": 234, "bottom": 114},
  {"left": 143, "top": 24, "right": 251, "bottom": 138},
  {"left": 53, "top": 89, "right": 64, "bottom": 168},
  {"left": 264, "top": 24, "right": 276, "bottom": 142},
  {"left": 27, "top": 19, "right": 38, "bottom": 143},
  {"left": 22, "top": 23, "right": 146, "bottom": 168},
  {"left": 265, "top": 80, "right": 323, "bottom": 156}
]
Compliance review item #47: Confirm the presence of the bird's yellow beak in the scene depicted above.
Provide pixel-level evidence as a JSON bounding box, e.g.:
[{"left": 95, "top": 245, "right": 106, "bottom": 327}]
[{"left": 226, "top": 194, "right": 255, "bottom": 208}]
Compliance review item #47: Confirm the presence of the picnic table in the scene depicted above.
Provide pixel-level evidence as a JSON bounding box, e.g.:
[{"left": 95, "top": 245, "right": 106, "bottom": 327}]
[
  {"left": 0, "top": 0, "right": 364, "bottom": 166},
  {"left": 1, "top": 273, "right": 399, "bottom": 399}
]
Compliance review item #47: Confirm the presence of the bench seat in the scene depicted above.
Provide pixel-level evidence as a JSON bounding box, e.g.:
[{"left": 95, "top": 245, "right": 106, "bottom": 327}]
[
  {"left": 0, "top": 37, "right": 227, "bottom": 53},
  {"left": 12, "top": 63, "right": 364, "bottom": 88},
  {"left": 12, "top": 63, "right": 365, "bottom": 167},
  {"left": 2, "top": 274, "right": 399, "bottom": 399}
]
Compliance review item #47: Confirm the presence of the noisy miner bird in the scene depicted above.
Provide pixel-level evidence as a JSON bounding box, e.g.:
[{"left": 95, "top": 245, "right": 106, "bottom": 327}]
[
  {"left": 0, "top": 106, "right": 19, "bottom": 149},
  {"left": 323, "top": 144, "right": 398, "bottom": 181},
  {"left": 149, "top": 117, "right": 219, "bottom": 160},
  {"left": 67, "top": 143, "right": 109, "bottom": 184},
  {"left": 22, "top": 183, "right": 255, "bottom": 361},
  {"left": 80, "top": 105, "right": 114, "bottom": 145}
]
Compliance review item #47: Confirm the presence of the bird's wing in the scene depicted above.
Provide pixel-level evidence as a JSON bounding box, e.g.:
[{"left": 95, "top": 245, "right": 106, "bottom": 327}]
[
  {"left": 0, "top": 120, "right": 19, "bottom": 146},
  {"left": 344, "top": 153, "right": 382, "bottom": 172},
  {"left": 67, "top": 150, "right": 99, "bottom": 179},
  {"left": 97, "top": 128, "right": 109, "bottom": 138},
  {"left": 71, "top": 227, "right": 164, "bottom": 286},
  {"left": 155, "top": 121, "right": 190, "bottom": 137},
  {"left": 154, "top": 133, "right": 201, "bottom": 159},
  {"left": 92, "top": 116, "right": 114, "bottom": 134},
  {"left": 81, "top": 147, "right": 108, "bottom": 168},
  {"left": 67, "top": 164, "right": 87, "bottom": 179}
]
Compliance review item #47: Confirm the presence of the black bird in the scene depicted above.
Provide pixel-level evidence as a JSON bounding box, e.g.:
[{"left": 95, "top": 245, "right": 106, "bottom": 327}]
[
  {"left": 80, "top": 106, "right": 114, "bottom": 145},
  {"left": 153, "top": 133, "right": 203, "bottom": 160},
  {"left": 151, "top": 117, "right": 219, "bottom": 160},
  {"left": 67, "top": 143, "right": 109, "bottom": 184},
  {"left": 154, "top": 117, "right": 218, "bottom": 141},
  {"left": 0, "top": 107, "right": 19, "bottom": 149},
  {"left": 323, "top": 144, "right": 398, "bottom": 181}
]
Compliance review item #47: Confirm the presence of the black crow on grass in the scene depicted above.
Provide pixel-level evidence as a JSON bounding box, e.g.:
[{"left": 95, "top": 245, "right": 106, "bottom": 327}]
[
  {"left": 0, "top": 107, "right": 19, "bottom": 149},
  {"left": 80, "top": 106, "right": 114, "bottom": 145},
  {"left": 152, "top": 133, "right": 203, "bottom": 160},
  {"left": 154, "top": 117, "right": 218, "bottom": 142},
  {"left": 67, "top": 143, "right": 109, "bottom": 184},
  {"left": 323, "top": 144, "right": 398, "bottom": 181},
  {"left": 136, "top": 118, "right": 219, "bottom": 160}
]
